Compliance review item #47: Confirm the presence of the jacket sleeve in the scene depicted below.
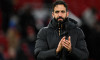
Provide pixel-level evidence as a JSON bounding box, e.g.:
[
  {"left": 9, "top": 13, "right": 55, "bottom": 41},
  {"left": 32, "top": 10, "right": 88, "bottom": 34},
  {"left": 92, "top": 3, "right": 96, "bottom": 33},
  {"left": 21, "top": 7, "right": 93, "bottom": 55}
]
[
  {"left": 70, "top": 28, "right": 89, "bottom": 60},
  {"left": 34, "top": 27, "right": 57, "bottom": 60}
]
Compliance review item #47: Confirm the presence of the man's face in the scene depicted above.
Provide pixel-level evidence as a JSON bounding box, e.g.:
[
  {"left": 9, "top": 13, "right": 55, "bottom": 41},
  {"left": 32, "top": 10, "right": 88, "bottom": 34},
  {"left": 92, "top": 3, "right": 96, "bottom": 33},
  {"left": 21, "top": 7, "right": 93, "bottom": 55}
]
[{"left": 52, "top": 4, "right": 69, "bottom": 22}]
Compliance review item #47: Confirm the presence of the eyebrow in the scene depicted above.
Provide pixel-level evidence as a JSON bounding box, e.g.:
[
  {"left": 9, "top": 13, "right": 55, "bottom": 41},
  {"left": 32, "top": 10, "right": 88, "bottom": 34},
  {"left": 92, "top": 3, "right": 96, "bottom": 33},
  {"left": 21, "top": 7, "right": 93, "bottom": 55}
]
[
  {"left": 55, "top": 10, "right": 65, "bottom": 13},
  {"left": 55, "top": 11, "right": 59, "bottom": 13},
  {"left": 61, "top": 10, "right": 65, "bottom": 13}
]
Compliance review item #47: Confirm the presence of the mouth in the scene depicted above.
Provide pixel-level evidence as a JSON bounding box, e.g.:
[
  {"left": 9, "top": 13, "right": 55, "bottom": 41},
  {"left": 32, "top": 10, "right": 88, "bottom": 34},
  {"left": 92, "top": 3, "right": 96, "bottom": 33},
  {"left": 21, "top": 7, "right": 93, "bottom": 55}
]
[{"left": 58, "top": 18, "right": 63, "bottom": 21}]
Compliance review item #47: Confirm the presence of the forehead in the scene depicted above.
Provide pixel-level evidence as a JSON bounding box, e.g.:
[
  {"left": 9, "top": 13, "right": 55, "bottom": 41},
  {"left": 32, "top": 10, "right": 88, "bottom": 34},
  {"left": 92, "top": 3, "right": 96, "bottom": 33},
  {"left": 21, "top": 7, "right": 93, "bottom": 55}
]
[{"left": 54, "top": 4, "right": 66, "bottom": 11}]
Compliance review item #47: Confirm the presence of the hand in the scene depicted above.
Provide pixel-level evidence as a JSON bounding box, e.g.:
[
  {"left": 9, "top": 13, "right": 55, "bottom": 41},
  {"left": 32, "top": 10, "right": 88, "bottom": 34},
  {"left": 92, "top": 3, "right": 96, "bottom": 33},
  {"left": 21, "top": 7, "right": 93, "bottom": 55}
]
[
  {"left": 56, "top": 36, "right": 65, "bottom": 54},
  {"left": 62, "top": 36, "right": 72, "bottom": 52}
]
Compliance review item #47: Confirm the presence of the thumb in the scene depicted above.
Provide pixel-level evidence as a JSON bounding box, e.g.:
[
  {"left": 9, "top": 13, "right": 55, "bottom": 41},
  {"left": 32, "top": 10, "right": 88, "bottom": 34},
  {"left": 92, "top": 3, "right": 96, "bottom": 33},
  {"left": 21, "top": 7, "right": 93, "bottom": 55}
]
[{"left": 68, "top": 36, "right": 71, "bottom": 41}]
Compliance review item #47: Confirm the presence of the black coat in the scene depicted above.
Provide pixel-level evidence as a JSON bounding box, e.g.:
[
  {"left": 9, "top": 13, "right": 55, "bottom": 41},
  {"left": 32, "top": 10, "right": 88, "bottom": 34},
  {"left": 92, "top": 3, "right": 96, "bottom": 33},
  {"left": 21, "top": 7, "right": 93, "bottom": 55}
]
[{"left": 34, "top": 18, "right": 89, "bottom": 60}]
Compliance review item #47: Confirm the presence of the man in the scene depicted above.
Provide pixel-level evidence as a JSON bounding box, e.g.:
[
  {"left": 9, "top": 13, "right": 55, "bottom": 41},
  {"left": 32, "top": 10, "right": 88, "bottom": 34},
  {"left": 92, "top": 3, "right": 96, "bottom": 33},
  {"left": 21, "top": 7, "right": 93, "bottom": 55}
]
[{"left": 34, "top": 1, "right": 89, "bottom": 60}]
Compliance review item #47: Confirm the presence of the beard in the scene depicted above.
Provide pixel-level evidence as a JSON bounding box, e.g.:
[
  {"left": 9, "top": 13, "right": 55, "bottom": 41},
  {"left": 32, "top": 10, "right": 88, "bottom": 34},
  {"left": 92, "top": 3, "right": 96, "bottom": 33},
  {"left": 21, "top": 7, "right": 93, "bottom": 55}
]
[{"left": 54, "top": 16, "right": 67, "bottom": 24}]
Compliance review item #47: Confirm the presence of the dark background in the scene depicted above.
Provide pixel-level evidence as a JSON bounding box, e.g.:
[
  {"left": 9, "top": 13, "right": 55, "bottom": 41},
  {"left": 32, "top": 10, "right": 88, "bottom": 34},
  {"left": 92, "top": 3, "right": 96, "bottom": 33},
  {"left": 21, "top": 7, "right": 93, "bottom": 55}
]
[{"left": 0, "top": 0, "right": 100, "bottom": 60}]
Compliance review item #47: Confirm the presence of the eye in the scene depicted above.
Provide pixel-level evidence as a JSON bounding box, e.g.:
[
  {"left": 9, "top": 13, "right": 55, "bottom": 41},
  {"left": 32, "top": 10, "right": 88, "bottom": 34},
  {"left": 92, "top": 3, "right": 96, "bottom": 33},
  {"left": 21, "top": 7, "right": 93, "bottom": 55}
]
[
  {"left": 61, "top": 10, "right": 65, "bottom": 13},
  {"left": 55, "top": 11, "right": 59, "bottom": 13}
]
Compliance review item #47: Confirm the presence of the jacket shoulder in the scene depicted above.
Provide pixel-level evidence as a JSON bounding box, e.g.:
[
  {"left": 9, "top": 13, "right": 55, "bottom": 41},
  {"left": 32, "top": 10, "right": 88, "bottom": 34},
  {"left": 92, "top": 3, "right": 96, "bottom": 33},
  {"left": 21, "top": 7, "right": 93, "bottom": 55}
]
[
  {"left": 37, "top": 27, "right": 49, "bottom": 35},
  {"left": 75, "top": 27, "right": 85, "bottom": 37},
  {"left": 39, "top": 27, "right": 49, "bottom": 32}
]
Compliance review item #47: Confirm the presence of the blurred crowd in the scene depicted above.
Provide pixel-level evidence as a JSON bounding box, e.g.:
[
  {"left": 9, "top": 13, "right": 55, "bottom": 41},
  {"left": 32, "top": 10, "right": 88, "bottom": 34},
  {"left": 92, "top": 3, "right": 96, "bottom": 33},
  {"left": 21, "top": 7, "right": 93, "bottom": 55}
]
[{"left": 0, "top": 0, "right": 100, "bottom": 60}]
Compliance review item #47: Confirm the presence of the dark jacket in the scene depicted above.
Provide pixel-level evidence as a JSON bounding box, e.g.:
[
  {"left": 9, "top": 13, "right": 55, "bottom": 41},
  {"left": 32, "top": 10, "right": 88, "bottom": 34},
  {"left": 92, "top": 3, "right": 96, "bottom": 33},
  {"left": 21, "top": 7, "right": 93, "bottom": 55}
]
[{"left": 34, "top": 18, "right": 89, "bottom": 60}]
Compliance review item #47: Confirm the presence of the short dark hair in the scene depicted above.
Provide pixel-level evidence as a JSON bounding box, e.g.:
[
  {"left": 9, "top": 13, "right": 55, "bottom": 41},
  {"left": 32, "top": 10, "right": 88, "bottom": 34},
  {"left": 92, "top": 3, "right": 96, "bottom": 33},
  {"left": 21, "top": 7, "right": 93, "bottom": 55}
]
[{"left": 52, "top": 1, "right": 68, "bottom": 12}]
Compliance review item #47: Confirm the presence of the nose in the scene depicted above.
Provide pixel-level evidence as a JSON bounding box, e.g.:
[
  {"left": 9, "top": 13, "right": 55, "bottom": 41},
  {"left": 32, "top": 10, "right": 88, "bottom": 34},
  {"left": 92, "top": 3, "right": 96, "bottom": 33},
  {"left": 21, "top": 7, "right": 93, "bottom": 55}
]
[{"left": 58, "top": 12, "right": 62, "bottom": 17}]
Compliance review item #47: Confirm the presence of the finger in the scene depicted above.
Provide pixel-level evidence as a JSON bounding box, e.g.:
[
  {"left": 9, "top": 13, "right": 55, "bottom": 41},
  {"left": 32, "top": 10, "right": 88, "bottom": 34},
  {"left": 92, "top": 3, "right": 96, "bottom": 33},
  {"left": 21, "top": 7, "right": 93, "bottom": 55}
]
[
  {"left": 62, "top": 36, "right": 65, "bottom": 40},
  {"left": 62, "top": 41, "right": 72, "bottom": 51},
  {"left": 62, "top": 43, "right": 69, "bottom": 49},
  {"left": 63, "top": 36, "right": 66, "bottom": 39},
  {"left": 65, "top": 40, "right": 70, "bottom": 43},
  {"left": 63, "top": 42, "right": 71, "bottom": 50},
  {"left": 63, "top": 38, "right": 66, "bottom": 41},
  {"left": 64, "top": 40, "right": 70, "bottom": 44},
  {"left": 61, "top": 36, "right": 66, "bottom": 42},
  {"left": 62, "top": 40, "right": 66, "bottom": 44},
  {"left": 66, "top": 41, "right": 70, "bottom": 45},
  {"left": 61, "top": 38, "right": 65, "bottom": 44},
  {"left": 64, "top": 44, "right": 71, "bottom": 51},
  {"left": 62, "top": 41, "right": 70, "bottom": 47},
  {"left": 62, "top": 38, "right": 71, "bottom": 45}
]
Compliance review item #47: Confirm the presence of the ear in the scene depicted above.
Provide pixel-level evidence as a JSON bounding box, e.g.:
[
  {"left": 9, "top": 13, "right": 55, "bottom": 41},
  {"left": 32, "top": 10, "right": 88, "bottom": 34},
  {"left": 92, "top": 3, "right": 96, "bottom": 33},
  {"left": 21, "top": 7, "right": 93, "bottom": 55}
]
[
  {"left": 52, "top": 12, "right": 54, "bottom": 18},
  {"left": 66, "top": 12, "right": 69, "bottom": 17}
]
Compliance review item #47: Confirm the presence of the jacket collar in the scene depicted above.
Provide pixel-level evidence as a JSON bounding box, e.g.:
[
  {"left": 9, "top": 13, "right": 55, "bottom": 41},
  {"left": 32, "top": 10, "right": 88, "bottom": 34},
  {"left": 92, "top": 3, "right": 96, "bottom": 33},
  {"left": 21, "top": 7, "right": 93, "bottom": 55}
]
[{"left": 48, "top": 18, "right": 77, "bottom": 30}]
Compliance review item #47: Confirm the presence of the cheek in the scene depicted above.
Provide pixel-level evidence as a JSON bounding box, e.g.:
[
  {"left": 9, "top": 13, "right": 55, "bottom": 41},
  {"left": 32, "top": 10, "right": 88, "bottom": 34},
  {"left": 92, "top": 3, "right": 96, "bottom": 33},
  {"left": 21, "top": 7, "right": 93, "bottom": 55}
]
[
  {"left": 62, "top": 14, "right": 67, "bottom": 18},
  {"left": 54, "top": 14, "right": 58, "bottom": 18}
]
